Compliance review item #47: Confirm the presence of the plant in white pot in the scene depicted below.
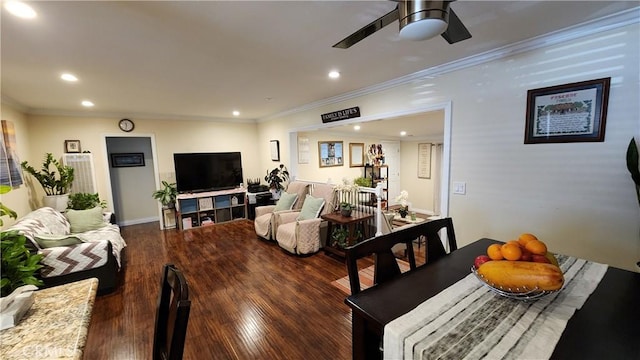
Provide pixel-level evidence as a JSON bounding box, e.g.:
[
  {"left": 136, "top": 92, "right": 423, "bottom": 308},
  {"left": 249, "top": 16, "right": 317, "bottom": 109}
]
[
  {"left": 21, "top": 153, "right": 74, "bottom": 212},
  {"left": 265, "top": 164, "right": 289, "bottom": 200}
]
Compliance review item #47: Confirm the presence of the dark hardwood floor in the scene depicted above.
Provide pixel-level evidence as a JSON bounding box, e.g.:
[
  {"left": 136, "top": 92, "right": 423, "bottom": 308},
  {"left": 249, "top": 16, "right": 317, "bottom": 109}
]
[{"left": 84, "top": 219, "right": 426, "bottom": 359}]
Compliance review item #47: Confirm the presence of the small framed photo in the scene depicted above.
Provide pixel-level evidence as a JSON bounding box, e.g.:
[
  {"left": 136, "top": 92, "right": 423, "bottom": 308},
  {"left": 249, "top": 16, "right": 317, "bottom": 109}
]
[
  {"left": 524, "top": 77, "right": 610, "bottom": 144},
  {"left": 64, "top": 140, "right": 81, "bottom": 153},
  {"left": 111, "top": 153, "right": 145, "bottom": 167}
]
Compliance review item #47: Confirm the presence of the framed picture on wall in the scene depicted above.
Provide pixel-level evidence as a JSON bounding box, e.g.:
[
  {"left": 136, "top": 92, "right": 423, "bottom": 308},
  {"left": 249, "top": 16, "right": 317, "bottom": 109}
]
[
  {"left": 524, "top": 77, "right": 610, "bottom": 144},
  {"left": 318, "top": 141, "right": 343, "bottom": 167},
  {"left": 349, "top": 143, "right": 364, "bottom": 167},
  {"left": 418, "top": 143, "right": 431, "bottom": 179},
  {"left": 270, "top": 140, "right": 280, "bottom": 161},
  {"left": 111, "top": 153, "right": 145, "bottom": 167},
  {"left": 64, "top": 140, "right": 81, "bottom": 153}
]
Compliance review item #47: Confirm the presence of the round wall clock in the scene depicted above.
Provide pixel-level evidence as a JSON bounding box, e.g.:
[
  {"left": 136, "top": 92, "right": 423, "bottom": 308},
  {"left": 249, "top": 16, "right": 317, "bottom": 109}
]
[{"left": 118, "top": 118, "right": 135, "bottom": 132}]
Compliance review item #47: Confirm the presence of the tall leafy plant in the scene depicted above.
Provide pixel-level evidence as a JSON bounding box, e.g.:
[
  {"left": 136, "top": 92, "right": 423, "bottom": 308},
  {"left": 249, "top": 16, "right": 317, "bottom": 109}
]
[
  {"left": 152, "top": 181, "right": 178, "bottom": 207},
  {"left": 68, "top": 192, "right": 106, "bottom": 210},
  {"left": 21, "top": 153, "right": 74, "bottom": 195},
  {"left": 265, "top": 164, "right": 289, "bottom": 191}
]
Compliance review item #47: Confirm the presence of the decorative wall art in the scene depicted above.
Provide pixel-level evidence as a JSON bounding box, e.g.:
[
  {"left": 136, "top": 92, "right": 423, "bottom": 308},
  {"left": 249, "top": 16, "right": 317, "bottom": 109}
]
[
  {"left": 270, "top": 140, "right": 280, "bottom": 161},
  {"left": 524, "top": 77, "right": 610, "bottom": 144},
  {"left": 111, "top": 153, "right": 145, "bottom": 167},
  {"left": 318, "top": 141, "right": 343, "bottom": 167},
  {"left": 349, "top": 143, "right": 364, "bottom": 167},
  {"left": 1, "top": 120, "right": 23, "bottom": 187},
  {"left": 298, "top": 136, "right": 310, "bottom": 164},
  {"left": 418, "top": 143, "right": 432, "bottom": 179},
  {"left": 64, "top": 140, "right": 81, "bottom": 153}
]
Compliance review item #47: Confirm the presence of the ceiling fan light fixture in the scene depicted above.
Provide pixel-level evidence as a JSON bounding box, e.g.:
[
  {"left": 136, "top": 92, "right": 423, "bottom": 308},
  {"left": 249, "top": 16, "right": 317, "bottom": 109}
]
[
  {"left": 398, "top": 1, "right": 449, "bottom": 41},
  {"left": 399, "top": 18, "right": 447, "bottom": 40}
]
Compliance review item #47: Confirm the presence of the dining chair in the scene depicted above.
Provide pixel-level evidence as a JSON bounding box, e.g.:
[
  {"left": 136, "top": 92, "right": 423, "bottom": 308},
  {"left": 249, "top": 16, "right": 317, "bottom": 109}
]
[
  {"left": 153, "top": 264, "right": 191, "bottom": 360},
  {"left": 344, "top": 225, "right": 418, "bottom": 295},
  {"left": 422, "top": 217, "right": 458, "bottom": 263}
]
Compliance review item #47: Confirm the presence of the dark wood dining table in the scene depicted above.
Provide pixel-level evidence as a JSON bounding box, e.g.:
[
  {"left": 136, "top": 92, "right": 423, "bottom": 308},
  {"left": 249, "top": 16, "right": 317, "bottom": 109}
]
[{"left": 345, "top": 238, "right": 640, "bottom": 360}]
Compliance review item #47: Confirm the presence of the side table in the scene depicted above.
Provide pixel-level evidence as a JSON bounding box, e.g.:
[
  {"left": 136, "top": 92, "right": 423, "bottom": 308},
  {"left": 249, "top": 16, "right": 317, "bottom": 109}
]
[{"left": 321, "top": 210, "right": 374, "bottom": 260}]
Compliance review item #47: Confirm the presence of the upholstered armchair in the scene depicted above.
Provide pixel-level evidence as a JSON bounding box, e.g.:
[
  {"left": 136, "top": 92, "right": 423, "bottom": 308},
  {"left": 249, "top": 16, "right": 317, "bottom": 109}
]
[
  {"left": 274, "top": 183, "right": 337, "bottom": 255},
  {"left": 254, "top": 181, "right": 309, "bottom": 240}
]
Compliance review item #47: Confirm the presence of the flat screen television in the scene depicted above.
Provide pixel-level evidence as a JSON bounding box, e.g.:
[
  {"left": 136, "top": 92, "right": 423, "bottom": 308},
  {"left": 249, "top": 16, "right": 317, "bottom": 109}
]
[{"left": 174, "top": 152, "right": 243, "bottom": 193}]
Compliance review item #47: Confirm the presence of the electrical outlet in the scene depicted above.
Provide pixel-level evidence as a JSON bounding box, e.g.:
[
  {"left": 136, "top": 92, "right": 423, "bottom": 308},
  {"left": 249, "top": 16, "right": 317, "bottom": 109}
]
[{"left": 453, "top": 181, "right": 466, "bottom": 195}]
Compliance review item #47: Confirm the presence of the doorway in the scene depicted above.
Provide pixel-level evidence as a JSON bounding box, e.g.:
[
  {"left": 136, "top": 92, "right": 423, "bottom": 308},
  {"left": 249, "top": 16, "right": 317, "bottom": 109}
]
[{"left": 104, "top": 135, "right": 159, "bottom": 226}]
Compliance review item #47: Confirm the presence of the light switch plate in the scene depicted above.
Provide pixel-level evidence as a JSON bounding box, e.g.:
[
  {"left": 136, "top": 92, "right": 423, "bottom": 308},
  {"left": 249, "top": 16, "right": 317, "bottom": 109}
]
[{"left": 453, "top": 181, "right": 466, "bottom": 195}]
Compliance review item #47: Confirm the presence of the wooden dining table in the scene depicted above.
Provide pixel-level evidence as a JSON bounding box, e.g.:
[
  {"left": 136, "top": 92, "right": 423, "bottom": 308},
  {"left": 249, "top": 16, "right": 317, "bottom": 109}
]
[{"left": 345, "top": 238, "right": 640, "bottom": 360}]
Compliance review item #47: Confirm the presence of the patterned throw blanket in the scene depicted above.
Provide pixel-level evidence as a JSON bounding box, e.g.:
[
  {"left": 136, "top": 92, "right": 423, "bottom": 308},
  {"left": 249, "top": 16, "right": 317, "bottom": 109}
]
[{"left": 383, "top": 255, "right": 608, "bottom": 360}]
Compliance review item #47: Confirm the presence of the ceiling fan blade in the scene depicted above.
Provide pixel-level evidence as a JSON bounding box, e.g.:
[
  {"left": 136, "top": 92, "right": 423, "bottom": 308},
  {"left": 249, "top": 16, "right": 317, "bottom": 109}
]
[
  {"left": 441, "top": 7, "right": 471, "bottom": 44},
  {"left": 333, "top": 6, "right": 399, "bottom": 49}
]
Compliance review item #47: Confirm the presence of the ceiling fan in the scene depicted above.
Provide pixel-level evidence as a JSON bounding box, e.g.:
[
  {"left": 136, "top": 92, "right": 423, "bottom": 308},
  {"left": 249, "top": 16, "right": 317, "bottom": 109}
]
[{"left": 333, "top": 0, "right": 471, "bottom": 49}]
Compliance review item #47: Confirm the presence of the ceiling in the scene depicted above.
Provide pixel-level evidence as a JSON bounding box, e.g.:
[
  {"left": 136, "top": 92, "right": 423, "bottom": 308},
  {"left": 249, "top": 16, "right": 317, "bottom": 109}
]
[{"left": 2, "top": 1, "right": 637, "bottom": 139}]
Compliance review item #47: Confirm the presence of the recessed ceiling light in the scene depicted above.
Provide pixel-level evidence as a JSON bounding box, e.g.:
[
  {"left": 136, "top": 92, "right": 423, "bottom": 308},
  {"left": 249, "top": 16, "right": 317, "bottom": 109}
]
[
  {"left": 81, "top": 100, "right": 94, "bottom": 107},
  {"left": 400, "top": 131, "right": 407, "bottom": 136},
  {"left": 354, "top": 125, "right": 361, "bottom": 131},
  {"left": 328, "top": 70, "right": 340, "bottom": 79},
  {"left": 232, "top": 110, "right": 240, "bottom": 116},
  {"left": 4, "top": 1, "right": 37, "bottom": 19},
  {"left": 61, "top": 73, "right": 78, "bottom": 82}
]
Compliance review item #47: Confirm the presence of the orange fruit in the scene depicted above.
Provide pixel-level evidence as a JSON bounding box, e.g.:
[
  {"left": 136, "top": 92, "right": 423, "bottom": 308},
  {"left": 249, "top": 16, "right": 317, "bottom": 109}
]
[
  {"left": 487, "top": 244, "right": 504, "bottom": 260},
  {"left": 518, "top": 233, "right": 538, "bottom": 247},
  {"left": 501, "top": 243, "right": 523, "bottom": 261},
  {"left": 505, "top": 240, "right": 521, "bottom": 248},
  {"left": 525, "top": 239, "right": 547, "bottom": 255}
]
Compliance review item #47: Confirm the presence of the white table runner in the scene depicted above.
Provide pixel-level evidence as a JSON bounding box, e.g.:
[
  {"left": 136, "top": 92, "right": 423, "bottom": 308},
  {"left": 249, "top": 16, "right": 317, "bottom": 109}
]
[{"left": 383, "top": 255, "right": 608, "bottom": 360}]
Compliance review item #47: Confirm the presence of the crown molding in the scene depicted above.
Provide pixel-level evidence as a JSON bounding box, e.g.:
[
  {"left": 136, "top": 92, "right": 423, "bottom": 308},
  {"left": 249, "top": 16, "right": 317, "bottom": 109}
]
[
  {"left": 259, "top": 7, "right": 639, "bottom": 123},
  {"left": 24, "top": 108, "right": 257, "bottom": 124},
  {"left": 1, "top": 95, "right": 28, "bottom": 113}
]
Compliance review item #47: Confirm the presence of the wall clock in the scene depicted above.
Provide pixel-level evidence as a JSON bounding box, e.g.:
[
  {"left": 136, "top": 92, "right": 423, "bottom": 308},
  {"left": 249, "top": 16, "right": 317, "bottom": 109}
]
[{"left": 118, "top": 118, "right": 135, "bottom": 132}]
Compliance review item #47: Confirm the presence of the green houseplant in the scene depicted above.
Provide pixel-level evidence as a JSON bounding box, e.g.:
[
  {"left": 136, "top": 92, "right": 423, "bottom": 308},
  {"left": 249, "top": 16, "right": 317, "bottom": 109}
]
[
  {"left": 340, "top": 202, "right": 353, "bottom": 217},
  {"left": 67, "top": 192, "right": 106, "bottom": 210},
  {"left": 0, "top": 230, "right": 44, "bottom": 297},
  {"left": 21, "top": 153, "right": 74, "bottom": 212},
  {"left": 0, "top": 185, "right": 17, "bottom": 227},
  {"left": 152, "top": 181, "right": 178, "bottom": 208},
  {"left": 265, "top": 164, "right": 289, "bottom": 198}
]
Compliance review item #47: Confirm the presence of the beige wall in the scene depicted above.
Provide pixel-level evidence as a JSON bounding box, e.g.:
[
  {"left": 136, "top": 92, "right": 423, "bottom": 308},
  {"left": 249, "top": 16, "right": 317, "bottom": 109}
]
[
  {"left": 3, "top": 114, "right": 261, "bottom": 224},
  {"left": 257, "top": 24, "right": 640, "bottom": 271}
]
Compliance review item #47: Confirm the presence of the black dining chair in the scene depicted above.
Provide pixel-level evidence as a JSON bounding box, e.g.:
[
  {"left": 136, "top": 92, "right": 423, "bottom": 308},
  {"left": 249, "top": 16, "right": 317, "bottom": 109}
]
[
  {"left": 153, "top": 264, "right": 191, "bottom": 360},
  {"left": 421, "top": 217, "right": 458, "bottom": 263},
  {"left": 344, "top": 226, "right": 418, "bottom": 295}
]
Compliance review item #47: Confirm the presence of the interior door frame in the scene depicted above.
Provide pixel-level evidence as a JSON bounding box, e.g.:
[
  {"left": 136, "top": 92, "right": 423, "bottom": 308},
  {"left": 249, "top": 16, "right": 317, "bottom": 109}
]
[
  {"left": 101, "top": 133, "right": 161, "bottom": 227},
  {"left": 288, "top": 101, "right": 452, "bottom": 217}
]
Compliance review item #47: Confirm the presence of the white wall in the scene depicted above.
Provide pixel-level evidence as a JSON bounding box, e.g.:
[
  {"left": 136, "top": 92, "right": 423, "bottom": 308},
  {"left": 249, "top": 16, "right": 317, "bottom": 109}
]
[{"left": 258, "top": 23, "right": 640, "bottom": 271}]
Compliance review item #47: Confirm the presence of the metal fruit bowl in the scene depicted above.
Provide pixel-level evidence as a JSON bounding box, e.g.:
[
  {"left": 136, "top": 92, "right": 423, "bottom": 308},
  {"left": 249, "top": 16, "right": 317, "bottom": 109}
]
[{"left": 471, "top": 265, "right": 560, "bottom": 301}]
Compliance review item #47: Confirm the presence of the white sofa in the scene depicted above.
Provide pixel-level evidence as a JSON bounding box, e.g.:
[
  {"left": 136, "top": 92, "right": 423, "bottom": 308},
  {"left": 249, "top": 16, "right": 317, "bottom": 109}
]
[{"left": 7, "top": 206, "right": 127, "bottom": 294}]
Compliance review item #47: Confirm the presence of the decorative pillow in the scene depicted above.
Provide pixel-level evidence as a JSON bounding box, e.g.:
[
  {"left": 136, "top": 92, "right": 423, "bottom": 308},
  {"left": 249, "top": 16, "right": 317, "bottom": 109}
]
[
  {"left": 273, "top": 192, "right": 298, "bottom": 212},
  {"left": 296, "top": 194, "right": 325, "bottom": 221},
  {"left": 65, "top": 206, "right": 106, "bottom": 233},
  {"left": 34, "top": 234, "right": 84, "bottom": 248}
]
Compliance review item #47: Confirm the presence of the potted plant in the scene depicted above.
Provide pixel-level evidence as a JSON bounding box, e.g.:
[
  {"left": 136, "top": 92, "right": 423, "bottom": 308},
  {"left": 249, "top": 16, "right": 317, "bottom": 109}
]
[
  {"left": 152, "top": 181, "right": 178, "bottom": 208},
  {"left": 1, "top": 230, "right": 44, "bottom": 297},
  {"left": 21, "top": 153, "right": 74, "bottom": 212},
  {"left": 68, "top": 192, "right": 106, "bottom": 210},
  {"left": 265, "top": 164, "right": 289, "bottom": 199},
  {"left": 340, "top": 202, "right": 353, "bottom": 217},
  {"left": 396, "top": 190, "right": 409, "bottom": 218}
]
